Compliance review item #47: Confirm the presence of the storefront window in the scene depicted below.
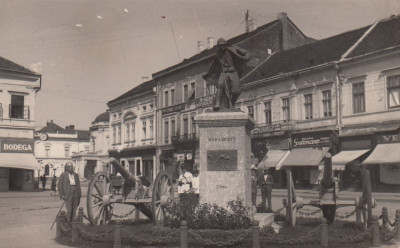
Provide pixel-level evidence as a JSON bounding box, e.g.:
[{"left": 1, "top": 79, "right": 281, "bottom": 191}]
[
  {"left": 304, "top": 94, "right": 313, "bottom": 119},
  {"left": 352, "top": 82, "right": 365, "bottom": 113},
  {"left": 322, "top": 90, "right": 332, "bottom": 117},
  {"left": 387, "top": 75, "right": 400, "bottom": 108}
]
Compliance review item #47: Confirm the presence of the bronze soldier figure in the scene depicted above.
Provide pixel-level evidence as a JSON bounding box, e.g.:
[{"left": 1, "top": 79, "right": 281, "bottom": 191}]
[{"left": 203, "top": 38, "right": 250, "bottom": 111}]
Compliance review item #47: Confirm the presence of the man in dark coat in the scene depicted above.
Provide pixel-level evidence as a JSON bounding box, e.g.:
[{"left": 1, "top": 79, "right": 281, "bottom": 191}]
[
  {"left": 203, "top": 38, "right": 250, "bottom": 111},
  {"left": 58, "top": 162, "right": 81, "bottom": 222},
  {"left": 259, "top": 168, "right": 274, "bottom": 212}
]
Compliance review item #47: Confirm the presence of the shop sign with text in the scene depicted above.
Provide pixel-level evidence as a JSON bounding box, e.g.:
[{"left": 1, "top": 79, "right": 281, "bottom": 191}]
[
  {"left": 0, "top": 139, "right": 34, "bottom": 153},
  {"left": 377, "top": 134, "right": 400, "bottom": 144},
  {"left": 292, "top": 134, "right": 330, "bottom": 147}
]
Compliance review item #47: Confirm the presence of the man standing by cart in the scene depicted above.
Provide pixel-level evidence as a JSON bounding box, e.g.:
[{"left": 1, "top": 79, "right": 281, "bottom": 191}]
[{"left": 58, "top": 162, "right": 81, "bottom": 222}]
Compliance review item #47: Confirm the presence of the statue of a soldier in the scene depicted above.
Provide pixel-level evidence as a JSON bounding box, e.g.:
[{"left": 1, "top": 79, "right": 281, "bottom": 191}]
[{"left": 203, "top": 38, "right": 251, "bottom": 111}]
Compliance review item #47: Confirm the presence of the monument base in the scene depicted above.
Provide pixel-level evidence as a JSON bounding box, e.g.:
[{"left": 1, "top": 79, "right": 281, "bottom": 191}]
[{"left": 195, "top": 111, "right": 255, "bottom": 207}]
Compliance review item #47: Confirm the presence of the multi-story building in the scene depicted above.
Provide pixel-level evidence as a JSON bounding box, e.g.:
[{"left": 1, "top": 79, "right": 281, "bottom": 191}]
[
  {"left": 337, "top": 15, "right": 400, "bottom": 190},
  {"left": 240, "top": 14, "right": 400, "bottom": 190},
  {"left": 72, "top": 112, "right": 110, "bottom": 180},
  {"left": 152, "top": 13, "right": 315, "bottom": 181},
  {"left": 34, "top": 120, "right": 90, "bottom": 178},
  {"left": 0, "top": 57, "right": 41, "bottom": 191},
  {"left": 107, "top": 80, "right": 157, "bottom": 182}
]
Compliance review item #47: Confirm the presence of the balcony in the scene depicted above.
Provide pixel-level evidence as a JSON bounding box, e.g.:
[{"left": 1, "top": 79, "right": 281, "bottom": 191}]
[
  {"left": 251, "top": 121, "right": 294, "bottom": 137},
  {"left": 9, "top": 105, "right": 30, "bottom": 120},
  {"left": 171, "top": 133, "right": 198, "bottom": 144}
]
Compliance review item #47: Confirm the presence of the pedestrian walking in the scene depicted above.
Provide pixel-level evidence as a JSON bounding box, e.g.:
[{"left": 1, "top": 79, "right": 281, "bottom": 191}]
[
  {"left": 40, "top": 174, "right": 47, "bottom": 191},
  {"left": 259, "top": 168, "right": 274, "bottom": 212},
  {"left": 51, "top": 175, "right": 57, "bottom": 196},
  {"left": 58, "top": 162, "right": 81, "bottom": 222}
]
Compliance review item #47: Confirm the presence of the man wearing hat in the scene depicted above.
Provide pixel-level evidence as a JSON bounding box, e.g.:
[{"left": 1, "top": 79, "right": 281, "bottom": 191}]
[{"left": 203, "top": 38, "right": 250, "bottom": 111}]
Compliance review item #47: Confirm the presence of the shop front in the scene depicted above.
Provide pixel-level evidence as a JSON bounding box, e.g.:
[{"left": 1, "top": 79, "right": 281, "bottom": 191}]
[
  {"left": 280, "top": 130, "right": 337, "bottom": 187},
  {"left": 363, "top": 130, "right": 400, "bottom": 189},
  {"left": 0, "top": 138, "right": 41, "bottom": 191},
  {"left": 331, "top": 134, "right": 373, "bottom": 189},
  {"left": 251, "top": 135, "right": 291, "bottom": 188},
  {"left": 109, "top": 146, "right": 156, "bottom": 183}
]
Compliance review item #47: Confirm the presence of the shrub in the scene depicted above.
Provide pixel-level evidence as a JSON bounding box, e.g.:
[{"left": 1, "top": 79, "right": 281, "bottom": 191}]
[{"left": 164, "top": 194, "right": 253, "bottom": 230}]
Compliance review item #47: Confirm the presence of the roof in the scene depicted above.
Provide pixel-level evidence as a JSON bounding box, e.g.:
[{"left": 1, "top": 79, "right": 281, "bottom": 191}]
[
  {"left": 347, "top": 15, "right": 400, "bottom": 58},
  {"left": 153, "top": 20, "right": 280, "bottom": 78},
  {"left": 39, "top": 122, "right": 74, "bottom": 134},
  {"left": 77, "top": 130, "right": 90, "bottom": 141},
  {"left": 93, "top": 112, "right": 109, "bottom": 123},
  {"left": 38, "top": 121, "right": 90, "bottom": 141},
  {"left": 107, "top": 79, "right": 155, "bottom": 106},
  {"left": 0, "top": 56, "right": 40, "bottom": 76},
  {"left": 243, "top": 26, "right": 370, "bottom": 84}
]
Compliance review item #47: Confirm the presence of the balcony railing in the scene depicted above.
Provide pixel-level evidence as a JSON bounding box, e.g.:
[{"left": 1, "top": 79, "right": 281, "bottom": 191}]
[
  {"left": 9, "top": 105, "right": 29, "bottom": 120},
  {"left": 251, "top": 121, "right": 294, "bottom": 136},
  {"left": 171, "top": 133, "right": 198, "bottom": 144}
]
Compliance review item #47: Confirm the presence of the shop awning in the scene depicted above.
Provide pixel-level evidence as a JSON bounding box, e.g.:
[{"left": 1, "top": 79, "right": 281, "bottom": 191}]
[
  {"left": 281, "top": 147, "right": 329, "bottom": 167},
  {"left": 332, "top": 149, "right": 370, "bottom": 165},
  {"left": 0, "top": 153, "right": 41, "bottom": 170},
  {"left": 258, "top": 150, "right": 290, "bottom": 170},
  {"left": 363, "top": 143, "right": 400, "bottom": 164}
]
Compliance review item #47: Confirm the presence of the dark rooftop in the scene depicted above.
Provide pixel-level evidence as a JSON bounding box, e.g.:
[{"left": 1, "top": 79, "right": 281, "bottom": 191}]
[
  {"left": 107, "top": 79, "right": 155, "bottom": 106},
  {"left": 347, "top": 15, "right": 400, "bottom": 58},
  {"left": 243, "top": 26, "right": 370, "bottom": 84},
  {"left": 0, "top": 56, "right": 40, "bottom": 75},
  {"left": 93, "top": 112, "right": 110, "bottom": 124}
]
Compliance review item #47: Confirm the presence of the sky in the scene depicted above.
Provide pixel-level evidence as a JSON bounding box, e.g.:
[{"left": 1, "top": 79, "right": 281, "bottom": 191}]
[{"left": 0, "top": 0, "right": 399, "bottom": 130}]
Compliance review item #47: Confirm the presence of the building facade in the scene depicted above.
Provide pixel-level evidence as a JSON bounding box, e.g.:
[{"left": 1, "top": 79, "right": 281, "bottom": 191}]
[
  {"left": 34, "top": 121, "right": 90, "bottom": 178},
  {"left": 72, "top": 112, "right": 110, "bottom": 180},
  {"left": 152, "top": 12, "right": 314, "bottom": 181},
  {"left": 0, "top": 57, "right": 41, "bottom": 191},
  {"left": 241, "top": 14, "right": 400, "bottom": 189},
  {"left": 107, "top": 80, "right": 158, "bottom": 183}
]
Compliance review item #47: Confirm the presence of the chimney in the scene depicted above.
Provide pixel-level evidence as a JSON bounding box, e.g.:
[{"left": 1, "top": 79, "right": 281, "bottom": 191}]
[
  {"left": 277, "top": 12, "right": 289, "bottom": 50},
  {"left": 142, "top": 76, "right": 149, "bottom": 82},
  {"left": 278, "top": 12, "right": 287, "bottom": 20},
  {"left": 197, "top": 41, "right": 204, "bottom": 52},
  {"left": 207, "top": 37, "right": 214, "bottom": 49}
]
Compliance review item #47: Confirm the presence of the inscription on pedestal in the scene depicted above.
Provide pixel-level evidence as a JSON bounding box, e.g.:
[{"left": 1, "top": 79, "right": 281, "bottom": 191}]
[{"left": 207, "top": 150, "right": 237, "bottom": 171}]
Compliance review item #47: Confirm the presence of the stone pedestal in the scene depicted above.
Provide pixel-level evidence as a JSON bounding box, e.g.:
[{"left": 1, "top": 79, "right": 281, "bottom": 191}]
[{"left": 194, "top": 111, "right": 254, "bottom": 207}]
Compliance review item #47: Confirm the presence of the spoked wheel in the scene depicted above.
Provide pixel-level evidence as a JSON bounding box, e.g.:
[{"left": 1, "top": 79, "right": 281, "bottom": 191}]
[
  {"left": 87, "top": 171, "right": 114, "bottom": 225},
  {"left": 152, "top": 171, "right": 174, "bottom": 223}
]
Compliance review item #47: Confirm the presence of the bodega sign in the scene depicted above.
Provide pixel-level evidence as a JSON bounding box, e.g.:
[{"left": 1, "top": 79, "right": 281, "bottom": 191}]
[{"left": 1, "top": 139, "right": 34, "bottom": 153}]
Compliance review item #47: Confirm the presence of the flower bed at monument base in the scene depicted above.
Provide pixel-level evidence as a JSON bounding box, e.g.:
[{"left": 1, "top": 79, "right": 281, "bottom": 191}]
[{"left": 55, "top": 217, "right": 372, "bottom": 248}]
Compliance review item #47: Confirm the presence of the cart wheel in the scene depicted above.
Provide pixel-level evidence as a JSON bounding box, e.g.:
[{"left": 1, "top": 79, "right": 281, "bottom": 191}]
[
  {"left": 152, "top": 171, "right": 174, "bottom": 222},
  {"left": 87, "top": 171, "right": 114, "bottom": 225}
]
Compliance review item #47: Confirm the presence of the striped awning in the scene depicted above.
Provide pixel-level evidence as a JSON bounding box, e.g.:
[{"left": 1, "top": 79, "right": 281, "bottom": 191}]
[{"left": 258, "top": 150, "right": 290, "bottom": 170}]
